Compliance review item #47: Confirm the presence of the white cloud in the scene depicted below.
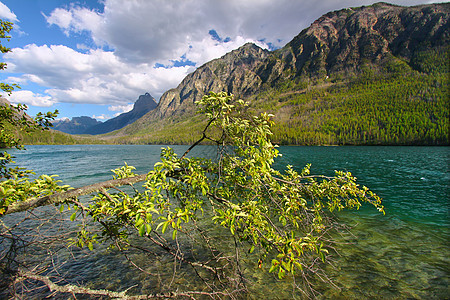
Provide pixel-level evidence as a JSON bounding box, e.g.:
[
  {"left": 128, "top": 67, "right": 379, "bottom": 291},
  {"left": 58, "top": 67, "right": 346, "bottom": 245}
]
[
  {"left": 44, "top": 0, "right": 281, "bottom": 65},
  {"left": 44, "top": 5, "right": 104, "bottom": 44},
  {"left": 7, "top": 90, "right": 55, "bottom": 107},
  {"left": 55, "top": 117, "right": 70, "bottom": 121},
  {"left": 109, "top": 103, "right": 133, "bottom": 114},
  {"left": 4, "top": 44, "right": 191, "bottom": 105},
  {"left": 0, "top": 2, "right": 18, "bottom": 22},
  {"left": 4, "top": 76, "right": 28, "bottom": 85},
  {"left": 185, "top": 36, "right": 268, "bottom": 65},
  {"left": 4, "top": 0, "right": 445, "bottom": 111},
  {"left": 92, "top": 114, "right": 110, "bottom": 120},
  {"left": 44, "top": 8, "right": 72, "bottom": 30}
]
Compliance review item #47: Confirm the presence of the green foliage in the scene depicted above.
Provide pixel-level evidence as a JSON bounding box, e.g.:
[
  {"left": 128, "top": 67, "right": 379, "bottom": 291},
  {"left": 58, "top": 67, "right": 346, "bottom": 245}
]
[
  {"left": 0, "top": 103, "right": 59, "bottom": 148},
  {"left": 0, "top": 19, "right": 70, "bottom": 215},
  {"left": 410, "top": 46, "right": 449, "bottom": 74},
  {"left": 69, "top": 92, "right": 383, "bottom": 289},
  {"left": 0, "top": 20, "right": 20, "bottom": 98},
  {"left": 0, "top": 152, "right": 70, "bottom": 214},
  {"left": 0, "top": 19, "right": 58, "bottom": 148}
]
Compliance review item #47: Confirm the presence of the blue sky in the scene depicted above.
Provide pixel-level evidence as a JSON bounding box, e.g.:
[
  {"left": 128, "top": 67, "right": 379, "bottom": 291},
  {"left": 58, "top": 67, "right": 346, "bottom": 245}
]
[{"left": 0, "top": 0, "right": 444, "bottom": 121}]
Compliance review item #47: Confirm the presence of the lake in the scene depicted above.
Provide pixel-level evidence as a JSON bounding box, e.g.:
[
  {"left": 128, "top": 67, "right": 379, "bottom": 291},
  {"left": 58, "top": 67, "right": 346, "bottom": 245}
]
[{"left": 3, "top": 145, "right": 449, "bottom": 298}]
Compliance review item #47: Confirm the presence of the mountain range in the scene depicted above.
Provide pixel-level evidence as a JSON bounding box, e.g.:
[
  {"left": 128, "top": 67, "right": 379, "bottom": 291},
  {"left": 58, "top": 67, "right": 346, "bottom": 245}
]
[
  {"left": 52, "top": 116, "right": 102, "bottom": 134},
  {"left": 28, "top": 2, "right": 449, "bottom": 146},
  {"left": 52, "top": 93, "right": 157, "bottom": 135},
  {"left": 85, "top": 93, "right": 157, "bottom": 134}
]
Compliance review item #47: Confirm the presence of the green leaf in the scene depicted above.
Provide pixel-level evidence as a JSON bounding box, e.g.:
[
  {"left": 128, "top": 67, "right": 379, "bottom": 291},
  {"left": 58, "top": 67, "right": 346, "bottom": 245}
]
[
  {"left": 135, "top": 218, "right": 144, "bottom": 228},
  {"left": 162, "top": 221, "right": 169, "bottom": 234},
  {"left": 145, "top": 223, "right": 152, "bottom": 234},
  {"left": 294, "top": 261, "right": 303, "bottom": 271},
  {"left": 230, "top": 225, "right": 235, "bottom": 235},
  {"left": 138, "top": 223, "right": 146, "bottom": 236},
  {"left": 88, "top": 242, "right": 93, "bottom": 251},
  {"left": 269, "top": 259, "right": 278, "bottom": 273},
  {"left": 319, "top": 251, "right": 326, "bottom": 262},
  {"left": 278, "top": 267, "right": 286, "bottom": 279},
  {"left": 70, "top": 212, "right": 76, "bottom": 221}
]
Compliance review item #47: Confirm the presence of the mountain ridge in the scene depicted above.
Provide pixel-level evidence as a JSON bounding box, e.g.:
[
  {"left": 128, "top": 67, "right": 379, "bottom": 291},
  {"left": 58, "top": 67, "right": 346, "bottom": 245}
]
[
  {"left": 52, "top": 116, "right": 102, "bottom": 134},
  {"left": 52, "top": 93, "right": 158, "bottom": 135}
]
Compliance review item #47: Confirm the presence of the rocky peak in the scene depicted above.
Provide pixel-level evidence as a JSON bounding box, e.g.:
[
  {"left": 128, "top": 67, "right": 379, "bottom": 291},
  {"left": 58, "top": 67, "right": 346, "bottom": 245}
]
[
  {"left": 149, "top": 42, "right": 270, "bottom": 119},
  {"left": 133, "top": 92, "right": 157, "bottom": 111},
  {"left": 220, "top": 42, "right": 269, "bottom": 64},
  {"left": 84, "top": 92, "right": 157, "bottom": 135}
]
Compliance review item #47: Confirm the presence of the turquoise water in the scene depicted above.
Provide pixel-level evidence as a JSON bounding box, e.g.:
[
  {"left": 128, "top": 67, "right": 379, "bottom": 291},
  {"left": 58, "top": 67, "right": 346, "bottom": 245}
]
[{"left": 4, "top": 145, "right": 449, "bottom": 298}]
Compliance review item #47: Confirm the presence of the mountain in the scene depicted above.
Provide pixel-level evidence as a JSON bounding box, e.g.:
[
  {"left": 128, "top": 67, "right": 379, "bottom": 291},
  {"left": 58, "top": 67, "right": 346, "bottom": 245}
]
[
  {"left": 115, "top": 43, "right": 271, "bottom": 142},
  {"left": 112, "top": 2, "right": 448, "bottom": 146},
  {"left": 154, "top": 43, "right": 270, "bottom": 119},
  {"left": 0, "top": 98, "right": 101, "bottom": 145},
  {"left": 52, "top": 116, "right": 102, "bottom": 134},
  {"left": 84, "top": 93, "right": 157, "bottom": 135},
  {"left": 130, "top": 3, "right": 447, "bottom": 122}
]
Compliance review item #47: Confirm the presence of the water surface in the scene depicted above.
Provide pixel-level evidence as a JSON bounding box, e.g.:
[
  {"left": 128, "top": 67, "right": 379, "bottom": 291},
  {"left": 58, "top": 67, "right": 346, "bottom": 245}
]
[{"left": 5, "top": 145, "right": 449, "bottom": 298}]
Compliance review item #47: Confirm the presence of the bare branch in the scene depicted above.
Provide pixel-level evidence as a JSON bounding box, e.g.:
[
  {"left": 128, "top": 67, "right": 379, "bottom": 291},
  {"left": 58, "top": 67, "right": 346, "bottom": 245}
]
[{"left": 180, "top": 117, "right": 216, "bottom": 160}]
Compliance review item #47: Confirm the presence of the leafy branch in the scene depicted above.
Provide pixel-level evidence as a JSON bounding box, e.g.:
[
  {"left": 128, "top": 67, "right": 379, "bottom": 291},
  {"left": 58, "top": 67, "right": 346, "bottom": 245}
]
[{"left": 1, "top": 92, "right": 384, "bottom": 298}]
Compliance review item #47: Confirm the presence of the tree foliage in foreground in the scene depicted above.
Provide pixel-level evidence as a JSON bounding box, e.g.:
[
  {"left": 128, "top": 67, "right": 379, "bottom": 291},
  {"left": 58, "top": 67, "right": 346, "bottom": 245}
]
[
  {"left": 1, "top": 91, "right": 384, "bottom": 298},
  {"left": 0, "top": 19, "right": 63, "bottom": 214}
]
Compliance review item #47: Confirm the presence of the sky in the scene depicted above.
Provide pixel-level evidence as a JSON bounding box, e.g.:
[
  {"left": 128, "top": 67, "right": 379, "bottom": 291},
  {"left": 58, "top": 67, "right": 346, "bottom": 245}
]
[{"left": 0, "top": 0, "right": 445, "bottom": 121}]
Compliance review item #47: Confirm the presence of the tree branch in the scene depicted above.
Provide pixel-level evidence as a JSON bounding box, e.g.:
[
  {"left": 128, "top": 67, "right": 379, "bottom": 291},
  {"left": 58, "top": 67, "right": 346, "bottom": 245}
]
[
  {"left": 180, "top": 117, "right": 216, "bottom": 159},
  {"left": 16, "top": 269, "right": 136, "bottom": 299},
  {"left": 4, "top": 174, "right": 147, "bottom": 215}
]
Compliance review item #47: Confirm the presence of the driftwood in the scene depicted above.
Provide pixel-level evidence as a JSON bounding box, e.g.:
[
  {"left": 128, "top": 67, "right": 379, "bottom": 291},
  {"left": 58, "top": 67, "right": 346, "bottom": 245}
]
[{"left": 15, "top": 269, "right": 240, "bottom": 299}]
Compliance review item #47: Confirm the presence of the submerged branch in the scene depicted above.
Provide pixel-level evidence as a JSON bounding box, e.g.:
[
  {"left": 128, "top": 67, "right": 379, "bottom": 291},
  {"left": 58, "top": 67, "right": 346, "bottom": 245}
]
[{"left": 16, "top": 269, "right": 235, "bottom": 299}]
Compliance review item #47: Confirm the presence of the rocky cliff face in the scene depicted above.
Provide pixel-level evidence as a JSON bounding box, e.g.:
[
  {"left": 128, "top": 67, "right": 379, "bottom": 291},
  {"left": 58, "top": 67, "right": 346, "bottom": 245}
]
[
  {"left": 85, "top": 93, "right": 157, "bottom": 135},
  {"left": 149, "top": 43, "right": 269, "bottom": 120},
  {"left": 261, "top": 2, "right": 449, "bottom": 80}
]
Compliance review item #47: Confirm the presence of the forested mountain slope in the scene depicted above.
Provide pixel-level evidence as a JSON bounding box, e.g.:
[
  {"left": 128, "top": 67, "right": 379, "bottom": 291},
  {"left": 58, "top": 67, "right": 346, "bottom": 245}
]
[{"left": 98, "top": 3, "right": 450, "bottom": 145}]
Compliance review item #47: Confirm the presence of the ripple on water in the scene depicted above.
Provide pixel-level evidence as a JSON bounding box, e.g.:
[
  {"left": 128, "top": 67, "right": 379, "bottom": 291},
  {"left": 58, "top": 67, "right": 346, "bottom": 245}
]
[{"left": 3, "top": 145, "right": 449, "bottom": 298}]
